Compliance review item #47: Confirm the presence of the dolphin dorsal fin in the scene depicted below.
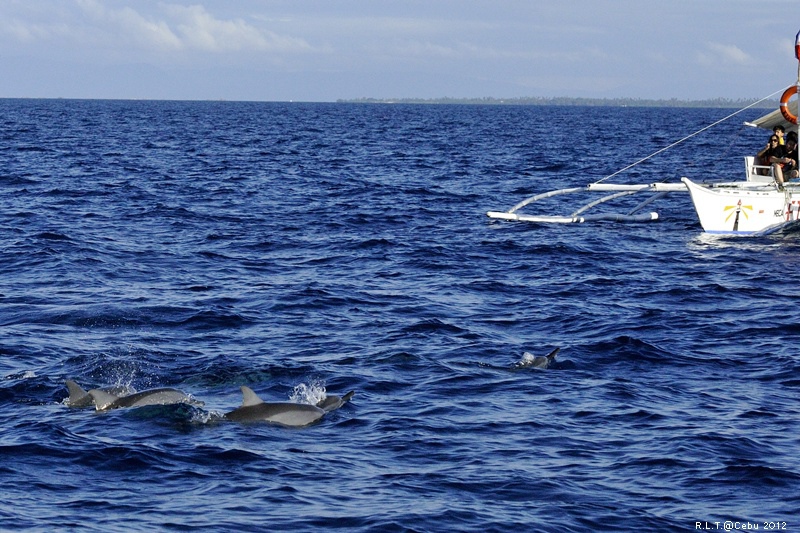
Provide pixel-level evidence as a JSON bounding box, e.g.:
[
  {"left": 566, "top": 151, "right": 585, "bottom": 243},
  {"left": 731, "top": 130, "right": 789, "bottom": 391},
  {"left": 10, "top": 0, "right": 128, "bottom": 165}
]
[
  {"left": 88, "top": 389, "right": 119, "bottom": 411},
  {"left": 66, "top": 380, "right": 88, "bottom": 402},
  {"left": 240, "top": 386, "right": 264, "bottom": 407},
  {"left": 546, "top": 347, "right": 560, "bottom": 361}
]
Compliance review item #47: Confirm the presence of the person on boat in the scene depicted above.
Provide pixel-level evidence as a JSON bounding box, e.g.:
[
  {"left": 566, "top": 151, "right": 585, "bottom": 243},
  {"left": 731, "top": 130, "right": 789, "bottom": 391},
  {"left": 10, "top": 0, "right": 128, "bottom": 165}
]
[
  {"left": 785, "top": 133, "right": 799, "bottom": 180},
  {"left": 774, "top": 125, "right": 786, "bottom": 145},
  {"left": 769, "top": 135, "right": 797, "bottom": 187},
  {"left": 756, "top": 135, "right": 784, "bottom": 173},
  {"left": 757, "top": 134, "right": 792, "bottom": 187}
]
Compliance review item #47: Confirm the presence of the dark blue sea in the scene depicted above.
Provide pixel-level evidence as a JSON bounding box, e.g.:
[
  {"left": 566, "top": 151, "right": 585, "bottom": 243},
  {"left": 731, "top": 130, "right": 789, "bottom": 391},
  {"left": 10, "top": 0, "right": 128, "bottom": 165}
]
[{"left": 1, "top": 99, "right": 798, "bottom": 532}]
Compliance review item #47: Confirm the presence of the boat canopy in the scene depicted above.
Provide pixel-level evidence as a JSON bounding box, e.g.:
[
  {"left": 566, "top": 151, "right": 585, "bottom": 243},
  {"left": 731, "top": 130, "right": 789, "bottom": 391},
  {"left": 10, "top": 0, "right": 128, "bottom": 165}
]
[{"left": 745, "top": 99, "right": 797, "bottom": 131}]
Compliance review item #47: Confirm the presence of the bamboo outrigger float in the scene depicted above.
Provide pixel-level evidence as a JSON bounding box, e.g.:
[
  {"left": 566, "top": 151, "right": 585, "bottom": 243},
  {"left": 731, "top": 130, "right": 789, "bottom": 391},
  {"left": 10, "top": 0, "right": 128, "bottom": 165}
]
[{"left": 488, "top": 30, "right": 800, "bottom": 236}]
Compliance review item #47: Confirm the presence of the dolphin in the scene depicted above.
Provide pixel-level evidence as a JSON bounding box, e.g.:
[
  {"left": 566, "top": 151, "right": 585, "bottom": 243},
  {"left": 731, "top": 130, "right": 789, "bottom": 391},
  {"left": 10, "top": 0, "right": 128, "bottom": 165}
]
[
  {"left": 65, "top": 380, "right": 131, "bottom": 408},
  {"left": 316, "top": 391, "right": 355, "bottom": 412},
  {"left": 515, "top": 347, "right": 559, "bottom": 370},
  {"left": 88, "top": 387, "right": 203, "bottom": 412},
  {"left": 224, "top": 386, "right": 354, "bottom": 427}
]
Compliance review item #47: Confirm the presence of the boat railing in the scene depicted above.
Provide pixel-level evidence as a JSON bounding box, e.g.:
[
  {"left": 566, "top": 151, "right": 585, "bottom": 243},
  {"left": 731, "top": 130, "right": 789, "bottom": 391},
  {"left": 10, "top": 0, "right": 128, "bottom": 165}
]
[{"left": 743, "top": 156, "right": 775, "bottom": 182}]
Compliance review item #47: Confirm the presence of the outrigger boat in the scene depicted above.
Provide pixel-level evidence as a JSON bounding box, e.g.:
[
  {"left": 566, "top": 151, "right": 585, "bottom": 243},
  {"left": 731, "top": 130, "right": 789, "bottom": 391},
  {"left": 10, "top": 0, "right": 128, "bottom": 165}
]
[{"left": 487, "top": 31, "right": 800, "bottom": 236}]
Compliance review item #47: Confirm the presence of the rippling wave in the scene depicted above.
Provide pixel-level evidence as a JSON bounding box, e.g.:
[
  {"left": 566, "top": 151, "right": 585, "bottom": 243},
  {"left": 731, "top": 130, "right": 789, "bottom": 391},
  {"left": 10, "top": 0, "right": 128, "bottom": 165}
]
[{"left": 1, "top": 100, "right": 798, "bottom": 531}]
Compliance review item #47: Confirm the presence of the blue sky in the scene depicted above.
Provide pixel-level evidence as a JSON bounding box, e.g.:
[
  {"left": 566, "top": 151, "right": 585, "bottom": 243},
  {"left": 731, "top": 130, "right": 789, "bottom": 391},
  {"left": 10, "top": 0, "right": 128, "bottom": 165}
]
[{"left": 0, "top": 0, "right": 798, "bottom": 101}]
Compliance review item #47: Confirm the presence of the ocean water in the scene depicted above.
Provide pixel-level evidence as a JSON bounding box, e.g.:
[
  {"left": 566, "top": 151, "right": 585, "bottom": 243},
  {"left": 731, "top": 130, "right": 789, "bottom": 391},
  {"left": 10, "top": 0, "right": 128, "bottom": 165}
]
[{"left": 1, "top": 99, "right": 798, "bottom": 532}]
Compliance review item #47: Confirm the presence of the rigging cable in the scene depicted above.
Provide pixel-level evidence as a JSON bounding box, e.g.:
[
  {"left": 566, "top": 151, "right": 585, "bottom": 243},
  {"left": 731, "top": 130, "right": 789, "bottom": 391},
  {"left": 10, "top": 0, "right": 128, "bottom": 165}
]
[{"left": 593, "top": 88, "right": 787, "bottom": 185}]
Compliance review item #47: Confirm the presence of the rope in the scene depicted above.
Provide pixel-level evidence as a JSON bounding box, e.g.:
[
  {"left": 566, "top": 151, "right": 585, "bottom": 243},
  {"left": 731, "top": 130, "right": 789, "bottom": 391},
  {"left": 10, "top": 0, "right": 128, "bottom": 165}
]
[{"left": 593, "top": 88, "right": 786, "bottom": 184}]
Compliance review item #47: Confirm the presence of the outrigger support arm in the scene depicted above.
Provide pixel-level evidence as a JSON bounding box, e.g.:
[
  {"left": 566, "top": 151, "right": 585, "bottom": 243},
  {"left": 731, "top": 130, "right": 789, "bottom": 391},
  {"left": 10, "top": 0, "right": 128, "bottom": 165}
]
[
  {"left": 507, "top": 187, "right": 585, "bottom": 214},
  {"left": 486, "top": 182, "right": 687, "bottom": 224},
  {"left": 628, "top": 191, "right": 669, "bottom": 216},
  {"left": 571, "top": 190, "right": 641, "bottom": 217}
]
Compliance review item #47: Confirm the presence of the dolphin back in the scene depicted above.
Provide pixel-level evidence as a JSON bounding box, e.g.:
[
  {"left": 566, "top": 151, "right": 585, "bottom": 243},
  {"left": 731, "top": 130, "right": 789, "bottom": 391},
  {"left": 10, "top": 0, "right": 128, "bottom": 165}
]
[
  {"left": 225, "top": 402, "right": 326, "bottom": 427},
  {"left": 89, "top": 387, "right": 201, "bottom": 411},
  {"left": 225, "top": 385, "right": 342, "bottom": 426},
  {"left": 118, "top": 388, "right": 200, "bottom": 409}
]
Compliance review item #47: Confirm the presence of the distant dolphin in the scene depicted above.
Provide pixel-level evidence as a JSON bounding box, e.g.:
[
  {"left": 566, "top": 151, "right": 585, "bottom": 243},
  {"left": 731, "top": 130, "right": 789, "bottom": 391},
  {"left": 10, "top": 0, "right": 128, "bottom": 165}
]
[
  {"left": 515, "top": 348, "right": 559, "bottom": 370},
  {"left": 316, "top": 391, "right": 355, "bottom": 413},
  {"left": 224, "top": 386, "right": 354, "bottom": 427},
  {"left": 65, "top": 380, "right": 130, "bottom": 408},
  {"left": 88, "top": 387, "right": 203, "bottom": 412}
]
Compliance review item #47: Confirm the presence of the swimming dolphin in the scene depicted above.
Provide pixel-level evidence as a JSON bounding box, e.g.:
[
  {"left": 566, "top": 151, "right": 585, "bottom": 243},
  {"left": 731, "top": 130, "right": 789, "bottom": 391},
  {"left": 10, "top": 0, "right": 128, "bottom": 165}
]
[
  {"left": 224, "top": 386, "right": 354, "bottom": 427},
  {"left": 316, "top": 391, "right": 355, "bottom": 412},
  {"left": 515, "top": 348, "right": 559, "bottom": 370},
  {"left": 88, "top": 387, "right": 203, "bottom": 412},
  {"left": 65, "top": 380, "right": 131, "bottom": 408}
]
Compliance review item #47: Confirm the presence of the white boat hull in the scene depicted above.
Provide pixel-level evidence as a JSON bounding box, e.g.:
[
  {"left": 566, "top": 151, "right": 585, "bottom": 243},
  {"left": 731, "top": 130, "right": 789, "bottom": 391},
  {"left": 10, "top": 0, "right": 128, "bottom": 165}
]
[{"left": 681, "top": 178, "right": 800, "bottom": 234}]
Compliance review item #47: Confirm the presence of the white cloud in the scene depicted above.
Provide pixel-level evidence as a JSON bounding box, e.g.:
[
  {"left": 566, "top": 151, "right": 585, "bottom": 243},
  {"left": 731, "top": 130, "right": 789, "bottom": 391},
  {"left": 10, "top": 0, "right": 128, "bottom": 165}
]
[
  {"left": 0, "top": 19, "right": 47, "bottom": 43},
  {"left": 697, "top": 42, "right": 753, "bottom": 66},
  {"left": 0, "top": 1, "right": 313, "bottom": 56},
  {"left": 162, "top": 4, "right": 312, "bottom": 53},
  {"left": 77, "top": 0, "right": 182, "bottom": 50}
]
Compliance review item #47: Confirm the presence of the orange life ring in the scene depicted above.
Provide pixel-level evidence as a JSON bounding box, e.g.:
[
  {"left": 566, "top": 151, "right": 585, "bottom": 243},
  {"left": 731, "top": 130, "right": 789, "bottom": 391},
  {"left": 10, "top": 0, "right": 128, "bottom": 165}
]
[{"left": 780, "top": 86, "right": 798, "bottom": 124}]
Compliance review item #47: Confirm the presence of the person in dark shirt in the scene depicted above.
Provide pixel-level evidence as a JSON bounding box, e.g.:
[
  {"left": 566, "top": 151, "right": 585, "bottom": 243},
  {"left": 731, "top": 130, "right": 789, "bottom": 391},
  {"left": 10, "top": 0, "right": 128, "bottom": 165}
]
[
  {"left": 757, "top": 135, "right": 790, "bottom": 187},
  {"left": 784, "top": 133, "right": 798, "bottom": 180},
  {"left": 757, "top": 134, "right": 783, "bottom": 170}
]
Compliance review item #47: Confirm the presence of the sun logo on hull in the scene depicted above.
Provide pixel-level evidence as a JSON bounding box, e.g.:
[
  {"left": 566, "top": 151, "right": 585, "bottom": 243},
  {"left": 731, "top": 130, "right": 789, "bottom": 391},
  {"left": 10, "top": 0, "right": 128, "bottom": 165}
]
[{"left": 724, "top": 200, "right": 753, "bottom": 231}]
